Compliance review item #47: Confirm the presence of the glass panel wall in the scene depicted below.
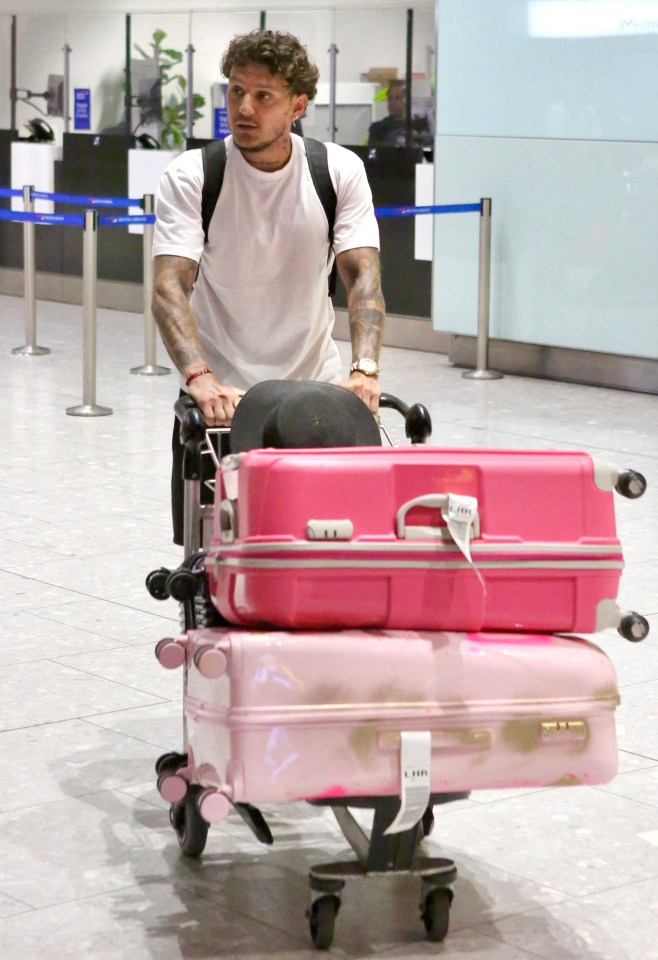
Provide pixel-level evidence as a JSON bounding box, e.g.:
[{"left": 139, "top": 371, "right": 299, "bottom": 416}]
[
  {"left": 13, "top": 15, "right": 68, "bottom": 141},
  {"left": 66, "top": 15, "right": 125, "bottom": 136},
  {"left": 0, "top": 16, "right": 11, "bottom": 131},
  {"left": 189, "top": 11, "right": 261, "bottom": 142}
]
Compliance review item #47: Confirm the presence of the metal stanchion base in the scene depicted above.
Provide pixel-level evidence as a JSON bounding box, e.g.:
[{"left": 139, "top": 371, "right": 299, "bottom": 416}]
[
  {"left": 12, "top": 345, "right": 51, "bottom": 356},
  {"left": 66, "top": 403, "right": 113, "bottom": 417},
  {"left": 130, "top": 364, "right": 171, "bottom": 376},
  {"left": 462, "top": 369, "right": 503, "bottom": 381}
]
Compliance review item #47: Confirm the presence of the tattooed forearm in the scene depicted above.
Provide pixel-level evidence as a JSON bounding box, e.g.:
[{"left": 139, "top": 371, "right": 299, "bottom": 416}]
[
  {"left": 336, "top": 247, "right": 386, "bottom": 360},
  {"left": 152, "top": 255, "right": 208, "bottom": 373}
]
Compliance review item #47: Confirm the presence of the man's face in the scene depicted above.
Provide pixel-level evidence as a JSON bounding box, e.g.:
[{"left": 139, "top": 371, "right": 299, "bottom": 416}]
[
  {"left": 387, "top": 85, "right": 406, "bottom": 121},
  {"left": 227, "top": 62, "right": 307, "bottom": 160}
]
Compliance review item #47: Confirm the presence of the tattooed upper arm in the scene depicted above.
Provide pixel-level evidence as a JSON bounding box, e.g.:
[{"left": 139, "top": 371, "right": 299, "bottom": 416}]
[
  {"left": 153, "top": 254, "right": 198, "bottom": 300},
  {"left": 335, "top": 246, "right": 382, "bottom": 299}
]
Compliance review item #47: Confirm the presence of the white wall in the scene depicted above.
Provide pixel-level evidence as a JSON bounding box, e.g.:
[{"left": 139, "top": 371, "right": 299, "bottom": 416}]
[{"left": 433, "top": 0, "right": 658, "bottom": 363}]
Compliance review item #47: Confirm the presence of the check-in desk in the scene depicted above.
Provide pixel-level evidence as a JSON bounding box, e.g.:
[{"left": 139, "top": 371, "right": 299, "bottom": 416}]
[{"left": 54, "top": 133, "right": 143, "bottom": 283}]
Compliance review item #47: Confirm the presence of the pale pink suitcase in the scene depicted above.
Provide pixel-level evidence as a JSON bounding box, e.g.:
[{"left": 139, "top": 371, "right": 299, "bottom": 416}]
[
  {"left": 206, "top": 447, "right": 648, "bottom": 637},
  {"left": 155, "top": 627, "right": 620, "bottom": 812}
]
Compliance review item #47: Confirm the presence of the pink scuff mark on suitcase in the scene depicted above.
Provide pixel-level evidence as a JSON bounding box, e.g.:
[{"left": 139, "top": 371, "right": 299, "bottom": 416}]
[
  {"left": 181, "top": 628, "right": 620, "bottom": 806},
  {"left": 208, "top": 447, "right": 625, "bottom": 634}
]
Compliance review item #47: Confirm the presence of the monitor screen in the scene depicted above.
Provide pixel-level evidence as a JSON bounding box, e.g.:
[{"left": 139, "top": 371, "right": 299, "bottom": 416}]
[{"left": 47, "top": 74, "right": 64, "bottom": 118}]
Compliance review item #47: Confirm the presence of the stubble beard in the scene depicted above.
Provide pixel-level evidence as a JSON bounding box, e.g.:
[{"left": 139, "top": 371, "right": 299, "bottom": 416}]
[{"left": 233, "top": 122, "right": 289, "bottom": 156}]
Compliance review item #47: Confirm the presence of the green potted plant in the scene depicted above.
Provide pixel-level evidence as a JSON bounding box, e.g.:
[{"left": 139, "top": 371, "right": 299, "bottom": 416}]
[{"left": 134, "top": 28, "right": 205, "bottom": 148}]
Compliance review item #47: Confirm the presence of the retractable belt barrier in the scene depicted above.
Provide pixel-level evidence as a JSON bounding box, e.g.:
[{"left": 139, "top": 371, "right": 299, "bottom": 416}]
[{"left": 1, "top": 186, "right": 499, "bottom": 417}]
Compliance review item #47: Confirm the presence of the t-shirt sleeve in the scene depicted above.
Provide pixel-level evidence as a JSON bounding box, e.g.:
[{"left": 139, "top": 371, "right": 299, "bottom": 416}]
[
  {"left": 152, "top": 150, "right": 205, "bottom": 262},
  {"left": 327, "top": 144, "right": 380, "bottom": 255}
]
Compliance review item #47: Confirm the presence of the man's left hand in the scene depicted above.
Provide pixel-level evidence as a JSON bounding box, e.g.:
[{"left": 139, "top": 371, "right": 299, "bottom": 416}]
[{"left": 337, "top": 372, "right": 381, "bottom": 413}]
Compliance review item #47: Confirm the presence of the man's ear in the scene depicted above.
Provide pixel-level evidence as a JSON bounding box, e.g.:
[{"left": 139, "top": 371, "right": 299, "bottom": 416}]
[{"left": 292, "top": 93, "right": 309, "bottom": 119}]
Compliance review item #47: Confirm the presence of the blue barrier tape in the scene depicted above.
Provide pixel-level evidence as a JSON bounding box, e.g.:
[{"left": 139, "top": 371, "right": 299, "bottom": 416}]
[
  {"left": 1, "top": 197, "right": 480, "bottom": 225},
  {"left": 0, "top": 187, "right": 22, "bottom": 198},
  {"left": 375, "top": 202, "right": 482, "bottom": 218},
  {"left": 0, "top": 208, "right": 84, "bottom": 225},
  {"left": 99, "top": 214, "right": 156, "bottom": 226},
  {"left": 31, "top": 191, "right": 142, "bottom": 207}
]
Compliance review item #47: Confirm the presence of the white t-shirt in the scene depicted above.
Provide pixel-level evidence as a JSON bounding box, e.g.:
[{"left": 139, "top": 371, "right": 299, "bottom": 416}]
[{"left": 152, "top": 134, "right": 380, "bottom": 390}]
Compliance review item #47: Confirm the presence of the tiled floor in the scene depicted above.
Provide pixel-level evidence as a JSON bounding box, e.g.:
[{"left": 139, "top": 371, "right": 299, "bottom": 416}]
[{"left": 0, "top": 293, "right": 657, "bottom": 959}]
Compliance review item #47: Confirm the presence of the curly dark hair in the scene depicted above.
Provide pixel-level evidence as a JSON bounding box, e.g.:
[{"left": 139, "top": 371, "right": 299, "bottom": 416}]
[{"left": 221, "top": 30, "right": 319, "bottom": 100}]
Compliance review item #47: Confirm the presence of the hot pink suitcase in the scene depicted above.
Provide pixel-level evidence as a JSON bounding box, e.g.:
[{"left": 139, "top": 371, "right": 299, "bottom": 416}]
[
  {"left": 206, "top": 447, "right": 647, "bottom": 636},
  {"left": 155, "top": 627, "right": 619, "bottom": 816}
]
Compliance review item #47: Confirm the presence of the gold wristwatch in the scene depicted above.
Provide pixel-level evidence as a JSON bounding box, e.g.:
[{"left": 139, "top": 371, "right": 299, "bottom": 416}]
[{"left": 350, "top": 358, "right": 380, "bottom": 378}]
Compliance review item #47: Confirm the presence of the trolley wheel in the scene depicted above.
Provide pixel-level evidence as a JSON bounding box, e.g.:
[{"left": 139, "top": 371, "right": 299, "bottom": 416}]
[
  {"left": 421, "top": 888, "right": 451, "bottom": 943},
  {"left": 618, "top": 612, "right": 650, "bottom": 642},
  {"left": 309, "top": 896, "right": 338, "bottom": 950},
  {"left": 615, "top": 470, "right": 647, "bottom": 500},
  {"left": 155, "top": 750, "right": 185, "bottom": 777},
  {"left": 170, "top": 787, "right": 210, "bottom": 858},
  {"left": 167, "top": 569, "right": 199, "bottom": 602},
  {"left": 146, "top": 567, "right": 171, "bottom": 601}
]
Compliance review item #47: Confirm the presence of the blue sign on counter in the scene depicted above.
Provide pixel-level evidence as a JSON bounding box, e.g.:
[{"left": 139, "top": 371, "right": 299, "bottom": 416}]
[
  {"left": 74, "top": 89, "right": 91, "bottom": 131},
  {"left": 213, "top": 108, "right": 230, "bottom": 139}
]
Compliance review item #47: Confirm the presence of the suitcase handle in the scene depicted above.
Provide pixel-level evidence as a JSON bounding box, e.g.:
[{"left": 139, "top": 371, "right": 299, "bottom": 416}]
[{"left": 396, "top": 494, "right": 481, "bottom": 541}]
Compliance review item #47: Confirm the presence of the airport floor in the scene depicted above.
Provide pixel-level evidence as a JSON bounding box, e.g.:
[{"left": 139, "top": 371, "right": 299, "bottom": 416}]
[{"left": 0, "top": 292, "right": 656, "bottom": 960}]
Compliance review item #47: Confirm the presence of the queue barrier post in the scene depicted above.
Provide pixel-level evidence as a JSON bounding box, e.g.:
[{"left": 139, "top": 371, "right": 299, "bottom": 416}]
[
  {"left": 12, "top": 185, "right": 50, "bottom": 357},
  {"left": 462, "top": 197, "right": 502, "bottom": 381},
  {"left": 131, "top": 194, "right": 170, "bottom": 376},
  {"left": 66, "top": 210, "right": 113, "bottom": 417}
]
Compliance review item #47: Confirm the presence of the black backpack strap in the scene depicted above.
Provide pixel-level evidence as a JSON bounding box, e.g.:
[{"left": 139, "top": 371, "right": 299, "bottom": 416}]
[
  {"left": 201, "top": 139, "right": 227, "bottom": 243},
  {"left": 303, "top": 137, "right": 338, "bottom": 296}
]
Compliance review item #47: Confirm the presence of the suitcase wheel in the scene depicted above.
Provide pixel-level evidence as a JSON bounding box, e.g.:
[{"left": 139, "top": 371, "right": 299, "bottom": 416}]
[
  {"left": 170, "top": 786, "right": 210, "bottom": 858},
  {"left": 308, "top": 896, "right": 338, "bottom": 950},
  {"left": 618, "top": 611, "right": 650, "bottom": 642},
  {"left": 421, "top": 887, "right": 452, "bottom": 943},
  {"left": 615, "top": 470, "right": 647, "bottom": 499}
]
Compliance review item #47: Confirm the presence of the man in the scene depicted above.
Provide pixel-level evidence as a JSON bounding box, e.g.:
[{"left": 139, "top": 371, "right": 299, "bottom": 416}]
[
  {"left": 151, "top": 29, "right": 385, "bottom": 544},
  {"left": 368, "top": 80, "right": 433, "bottom": 149},
  {"left": 368, "top": 80, "right": 408, "bottom": 147}
]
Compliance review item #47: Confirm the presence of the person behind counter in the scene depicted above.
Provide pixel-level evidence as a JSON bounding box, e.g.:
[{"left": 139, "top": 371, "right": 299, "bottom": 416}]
[{"left": 367, "top": 80, "right": 433, "bottom": 149}]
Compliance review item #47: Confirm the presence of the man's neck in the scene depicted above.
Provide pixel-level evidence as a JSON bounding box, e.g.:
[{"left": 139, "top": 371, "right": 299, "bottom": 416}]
[{"left": 240, "top": 138, "right": 293, "bottom": 173}]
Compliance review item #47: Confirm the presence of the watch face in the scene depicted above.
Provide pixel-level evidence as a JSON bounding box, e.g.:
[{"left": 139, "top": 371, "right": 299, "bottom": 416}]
[{"left": 353, "top": 358, "right": 379, "bottom": 376}]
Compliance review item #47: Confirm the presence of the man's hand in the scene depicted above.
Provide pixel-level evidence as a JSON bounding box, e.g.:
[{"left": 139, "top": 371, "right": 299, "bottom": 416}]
[
  {"left": 337, "top": 372, "right": 382, "bottom": 413},
  {"left": 187, "top": 373, "right": 244, "bottom": 425}
]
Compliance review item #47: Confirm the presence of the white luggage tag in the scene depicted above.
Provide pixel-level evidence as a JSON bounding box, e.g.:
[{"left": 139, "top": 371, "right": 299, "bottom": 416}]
[
  {"left": 441, "top": 494, "right": 485, "bottom": 589},
  {"left": 384, "top": 730, "right": 432, "bottom": 835}
]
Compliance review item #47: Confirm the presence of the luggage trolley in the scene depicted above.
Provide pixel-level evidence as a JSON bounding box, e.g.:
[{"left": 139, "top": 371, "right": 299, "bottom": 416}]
[{"left": 146, "top": 391, "right": 463, "bottom": 949}]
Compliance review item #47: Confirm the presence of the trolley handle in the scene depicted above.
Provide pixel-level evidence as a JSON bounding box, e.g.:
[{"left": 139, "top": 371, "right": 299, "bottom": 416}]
[
  {"left": 174, "top": 394, "right": 206, "bottom": 443},
  {"left": 380, "top": 393, "right": 432, "bottom": 445}
]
